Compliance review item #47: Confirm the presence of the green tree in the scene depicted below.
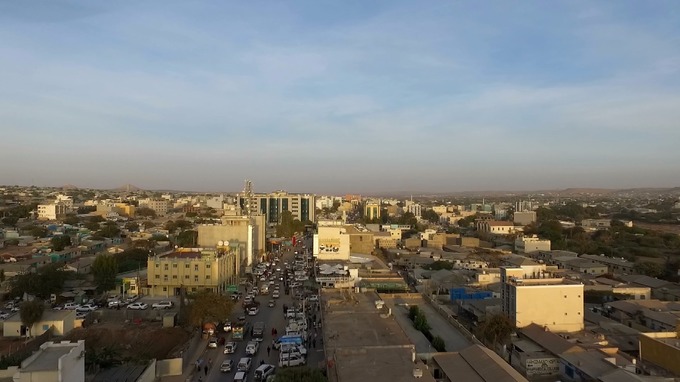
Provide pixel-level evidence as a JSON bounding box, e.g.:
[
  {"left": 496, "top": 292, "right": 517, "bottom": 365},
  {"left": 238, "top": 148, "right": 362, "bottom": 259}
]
[
  {"left": 124, "top": 221, "right": 140, "bottom": 232},
  {"left": 421, "top": 209, "right": 440, "bottom": 224},
  {"left": 89, "top": 215, "right": 105, "bottom": 223},
  {"left": 1, "top": 216, "right": 19, "bottom": 227},
  {"left": 431, "top": 336, "right": 446, "bottom": 352},
  {"left": 476, "top": 314, "right": 514, "bottom": 348},
  {"left": 97, "top": 222, "right": 121, "bottom": 238},
  {"left": 176, "top": 230, "right": 197, "bottom": 247},
  {"left": 19, "top": 299, "right": 45, "bottom": 338},
  {"left": 408, "top": 305, "right": 420, "bottom": 321},
  {"left": 84, "top": 221, "right": 101, "bottom": 231},
  {"left": 398, "top": 212, "right": 418, "bottom": 227},
  {"left": 424, "top": 261, "right": 453, "bottom": 271},
  {"left": 185, "top": 211, "right": 198, "bottom": 218},
  {"left": 136, "top": 207, "right": 157, "bottom": 218},
  {"left": 164, "top": 220, "right": 177, "bottom": 233},
  {"left": 634, "top": 262, "right": 664, "bottom": 278},
  {"left": 25, "top": 225, "right": 48, "bottom": 238},
  {"left": 142, "top": 221, "right": 156, "bottom": 230},
  {"left": 62, "top": 214, "right": 79, "bottom": 225},
  {"left": 9, "top": 265, "right": 71, "bottom": 299},
  {"left": 92, "top": 255, "right": 118, "bottom": 292},
  {"left": 276, "top": 211, "right": 306, "bottom": 238},
  {"left": 50, "top": 235, "right": 72, "bottom": 251},
  {"left": 457, "top": 214, "right": 477, "bottom": 228},
  {"left": 117, "top": 248, "right": 151, "bottom": 273},
  {"left": 187, "top": 290, "right": 234, "bottom": 328},
  {"left": 274, "top": 367, "right": 327, "bottom": 382}
]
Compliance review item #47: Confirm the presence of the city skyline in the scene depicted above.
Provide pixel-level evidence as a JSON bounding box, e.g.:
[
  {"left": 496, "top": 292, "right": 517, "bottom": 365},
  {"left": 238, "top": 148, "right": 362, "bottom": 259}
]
[{"left": 1, "top": 1, "right": 679, "bottom": 194}]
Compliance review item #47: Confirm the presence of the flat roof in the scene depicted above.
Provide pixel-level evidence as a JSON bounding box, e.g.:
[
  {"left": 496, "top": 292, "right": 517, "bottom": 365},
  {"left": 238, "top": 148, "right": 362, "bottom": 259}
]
[
  {"left": 22, "top": 346, "right": 74, "bottom": 372},
  {"left": 5, "top": 309, "right": 74, "bottom": 323},
  {"left": 161, "top": 251, "right": 202, "bottom": 259}
]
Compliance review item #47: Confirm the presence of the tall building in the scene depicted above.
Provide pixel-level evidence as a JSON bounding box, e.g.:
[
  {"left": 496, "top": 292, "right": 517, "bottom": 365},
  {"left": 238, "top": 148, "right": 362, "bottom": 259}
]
[
  {"left": 138, "top": 198, "right": 170, "bottom": 216},
  {"left": 501, "top": 265, "right": 584, "bottom": 333},
  {"left": 196, "top": 214, "right": 266, "bottom": 268},
  {"left": 38, "top": 203, "right": 68, "bottom": 220},
  {"left": 147, "top": 247, "right": 240, "bottom": 297},
  {"left": 405, "top": 200, "right": 422, "bottom": 218},
  {"left": 364, "top": 200, "right": 381, "bottom": 221},
  {"left": 237, "top": 191, "right": 315, "bottom": 225}
]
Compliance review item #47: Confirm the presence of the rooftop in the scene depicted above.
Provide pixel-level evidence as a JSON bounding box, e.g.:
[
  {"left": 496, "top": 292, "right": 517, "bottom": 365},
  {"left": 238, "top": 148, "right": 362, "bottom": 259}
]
[
  {"left": 22, "top": 345, "right": 77, "bottom": 372},
  {"left": 432, "top": 345, "right": 528, "bottom": 382}
]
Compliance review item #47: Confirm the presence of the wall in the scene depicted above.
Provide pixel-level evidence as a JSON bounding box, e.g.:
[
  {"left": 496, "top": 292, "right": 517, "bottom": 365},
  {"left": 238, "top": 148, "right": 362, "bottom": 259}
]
[
  {"left": 513, "top": 284, "right": 584, "bottom": 332},
  {"left": 0, "top": 366, "right": 18, "bottom": 379},
  {"left": 137, "top": 359, "right": 157, "bottom": 382},
  {"left": 157, "top": 358, "right": 183, "bottom": 377},
  {"left": 349, "top": 233, "right": 374, "bottom": 255},
  {"left": 639, "top": 333, "right": 680, "bottom": 376}
]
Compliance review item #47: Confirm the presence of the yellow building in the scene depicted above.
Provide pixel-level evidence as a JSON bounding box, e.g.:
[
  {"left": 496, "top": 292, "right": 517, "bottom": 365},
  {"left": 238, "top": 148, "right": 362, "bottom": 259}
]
[
  {"left": 114, "top": 203, "right": 136, "bottom": 217},
  {"left": 639, "top": 332, "right": 680, "bottom": 376},
  {"left": 147, "top": 247, "right": 240, "bottom": 297},
  {"left": 501, "top": 265, "right": 584, "bottom": 333},
  {"left": 364, "top": 200, "right": 381, "bottom": 221}
]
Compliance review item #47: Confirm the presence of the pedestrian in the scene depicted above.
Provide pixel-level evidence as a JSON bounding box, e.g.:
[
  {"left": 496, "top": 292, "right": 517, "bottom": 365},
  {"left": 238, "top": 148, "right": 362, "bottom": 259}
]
[
  {"left": 204, "top": 365, "right": 208, "bottom": 376},
  {"left": 267, "top": 346, "right": 271, "bottom": 356},
  {"left": 313, "top": 338, "right": 316, "bottom": 348}
]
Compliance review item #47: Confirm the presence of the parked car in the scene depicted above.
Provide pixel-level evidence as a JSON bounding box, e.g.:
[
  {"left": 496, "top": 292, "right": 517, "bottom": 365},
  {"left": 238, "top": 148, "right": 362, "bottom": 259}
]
[
  {"left": 152, "top": 301, "right": 174, "bottom": 309},
  {"left": 76, "top": 311, "right": 88, "bottom": 319},
  {"left": 245, "top": 341, "right": 260, "bottom": 356},
  {"left": 127, "top": 302, "right": 148, "bottom": 310},
  {"left": 63, "top": 302, "right": 79, "bottom": 310},
  {"left": 208, "top": 337, "right": 219, "bottom": 348},
  {"left": 108, "top": 300, "right": 124, "bottom": 308},
  {"left": 0, "top": 311, "right": 11, "bottom": 320},
  {"left": 76, "top": 304, "right": 98, "bottom": 313}
]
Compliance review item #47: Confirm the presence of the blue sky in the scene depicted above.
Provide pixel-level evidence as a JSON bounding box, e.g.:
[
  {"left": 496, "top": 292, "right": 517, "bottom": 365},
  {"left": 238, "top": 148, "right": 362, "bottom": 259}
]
[{"left": 1, "top": 1, "right": 679, "bottom": 194}]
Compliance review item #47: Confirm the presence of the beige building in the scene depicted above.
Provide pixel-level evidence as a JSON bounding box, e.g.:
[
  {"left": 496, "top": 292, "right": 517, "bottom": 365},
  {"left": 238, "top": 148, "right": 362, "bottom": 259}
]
[
  {"left": 147, "top": 247, "right": 240, "bottom": 297},
  {"left": 14, "top": 340, "right": 85, "bottom": 382},
  {"left": 501, "top": 265, "right": 584, "bottom": 332},
  {"left": 477, "top": 220, "right": 515, "bottom": 235},
  {"left": 364, "top": 200, "right": 381, "bottom": 221},
  {"left": 2, "top": 310, "right": 76, "bottom": 338},
  {"left": 313, "top": 220, "right": 351, "bottom": 261},
  {"left": 639, "top": 332, "right": 680, "bottom": 376},
  {"left": 139, "top": 199, "right": 170, "bottom": 216},
  {"left": 513, "top": 211, "right": 537, "bottom": 226},
  {"left": 515, "top": 235, "right": 551, "bottom": 253},
  {"left": 197, "top": 214, "right": 266, "bottom": 267},
  {"left": 37, "top": 203, "right": 68, "bottom": 220},
  {"left": 237, "top": 191, "right": 315, "bottom": 226}
]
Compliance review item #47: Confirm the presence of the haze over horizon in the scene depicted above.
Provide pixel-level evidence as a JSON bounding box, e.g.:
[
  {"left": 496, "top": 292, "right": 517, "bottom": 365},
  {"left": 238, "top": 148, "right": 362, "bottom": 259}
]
[{"left": 1, "top": 1, "right": 679, "bottom": 194}]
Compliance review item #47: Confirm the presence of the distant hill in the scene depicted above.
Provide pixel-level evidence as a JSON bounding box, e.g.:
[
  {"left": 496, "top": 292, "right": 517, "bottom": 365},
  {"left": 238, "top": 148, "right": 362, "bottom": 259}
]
[
  {"left": 61, "top": 184, "right": 78, "bottom": 190},
  {"left": 113, "top": 184, "right": 143, "bottom": 192}
]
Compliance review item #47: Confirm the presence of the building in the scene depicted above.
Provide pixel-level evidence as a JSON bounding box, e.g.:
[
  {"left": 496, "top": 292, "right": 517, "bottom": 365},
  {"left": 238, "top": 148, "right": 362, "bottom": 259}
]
[
  {"left": 563, "top": 258, "right": 608, "bottom": 275},
  {"left": 501, "top": 265, "right": 584, "bottom": 332},
  {"left": 364, "top": 200, "right": 381, "bottom": 221},
  {"left": 430, "top": 344, "right": 528, "bottom": 382},
  {"left": 14, "top": 340, "right": 85, "bottom": 382},
  {"left": 513, "top": 211, "right": 537, "bottom": 226},
  {"left": 405, "top": 200, "right": 422, "bottom": 218},
  {"left": 2, "top": 310, "right": 76, "bottom": 338},
  {"left": 138, "top": 199, "right": 170, "bottom": 216},
  {"left": 196, "top": 214, "right": 266, "bottom": 267},
  {"left": 515, "top": 235, "right": 551, "bottom": 253},
  {"left": 639, "top": 332, "right": 680, "bottom": 376},
  {"left": 477, "top": 220, "right": 515, "bottom": 235},
  {"left": 147, "top": 247, "right": 240, "bottom": 297},
  {"left": 37, "top": 203, "right": 68, "bottom": 220},
  {"left": 237, "top": 191, "right": 315, "bottom": 226},
  {"left": 313, "top": 220, "right": 351, "bottom": 261},
  {"left": 581, "top": 219, "right": 611, "bottom": 231},
  {"left": 580, "top": 254, "right": 636, "bottom": 274}
]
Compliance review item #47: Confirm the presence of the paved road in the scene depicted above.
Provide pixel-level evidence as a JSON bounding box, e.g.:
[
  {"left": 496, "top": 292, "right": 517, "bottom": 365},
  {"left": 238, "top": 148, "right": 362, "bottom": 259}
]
[{"left": 190, "top": 241, "right": 324, "bottom": 382}]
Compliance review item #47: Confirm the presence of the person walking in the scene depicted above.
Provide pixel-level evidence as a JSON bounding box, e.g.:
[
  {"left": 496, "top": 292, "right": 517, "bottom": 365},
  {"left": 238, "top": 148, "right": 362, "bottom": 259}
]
[
  {"left": 204, "top": 365, "right": 208, "bottom": 376},
  {"left": 267, "top": 346, "right": 271, "bottom": 356}
]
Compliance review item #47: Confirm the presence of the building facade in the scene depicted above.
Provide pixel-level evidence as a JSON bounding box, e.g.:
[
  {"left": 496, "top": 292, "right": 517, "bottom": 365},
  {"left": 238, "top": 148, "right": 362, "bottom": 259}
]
[
  {"left": 364, "top": 200, "right": 381, "bottom": 221},
  {"left": 237, "top": 191, "right": 315, "bottom": 225},
  {"left": 501, "top": 265, "right": 584, "bottom": 332},
  {"left": 147, "top": 247, "right": 240, "bottom": 297},
  {"left": 196, "top": 214, "right": 266, "bottom": 267},
  {"left": 515, "top": 235, "right": 551, "bottom": 253},
  {"left": 15, "top": 340, "right": 85, "bottom": 382},
  {"left": 138, "top": 199, "right": 170, "bottom": 216},
  {"left": 37, "top": 203, "right": 68, "bottom": 220}
]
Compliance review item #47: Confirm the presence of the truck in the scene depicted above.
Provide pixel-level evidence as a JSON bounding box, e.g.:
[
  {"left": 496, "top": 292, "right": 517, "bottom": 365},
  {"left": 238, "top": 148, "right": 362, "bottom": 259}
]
[{"left": 252, "top": 321, "right": 265, "bottom": 341}]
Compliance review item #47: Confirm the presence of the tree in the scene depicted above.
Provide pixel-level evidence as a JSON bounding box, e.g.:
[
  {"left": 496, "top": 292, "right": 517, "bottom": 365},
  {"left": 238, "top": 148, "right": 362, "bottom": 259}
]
[
  {"left": 0, "top": 269, "right": 5, "bottom": 283},
  {"left": 136, "top": 207, "right": 157, "bottom": 218},
  {"left": 476, "top": 314, "right": 514, "bottom": 348},
  {"left": 634, "top": 262, "right": 664, "bottom": 278},
  {"left": 62, "top": 214, "right": 79, "bottom": 225},
  {"left": 421, "top": 209, "right": 440, "bottom": 224},
  {"left": 19, "top": 299, "right": 45, "bottom": 338},
  {"left": 89, "top": 215, "right": 105, "bottom": 223},
  {"left": 117, "top": 248, "right": 151, "bottom": 273},
  {"left": 274, "top": 367, "right": 327, "bottom": 382},
  {"left": 176, "top": 230, "right": 197, "bottom": 247},
  {"left": 9, "top": 264, "right": 71, "bottom": 299},
  {"left": 92, "top": 255, "right": 118, "bottom": 293},
  {"left": 187, "top": 290, "right": 234, "bottom": 328},
  {"left": 431, "top": 336, "right": 446, "bottom": 352},
  {"left": 24, "top": 225, "right": 48, "bottom": 238},
  {"left": 84, "top": 221, "right": 101, "bottom": 231},
  {"left": 1, "top": 216, "right": 19, "bottom": 227},
  {"left": 398, "top": 212, "right": 418, "bottom": 227},
  {"left": 124, "top": 222, "right": 140, "bottom": 232},
  {"left": 50, "top": 235, "right": 72, "bottom": 251},
  {"left": 97, "top": 222, "right": 121, "bottom": 238},
  {"left": 276, "top": 211, "right": 306, "bottom": 238}
]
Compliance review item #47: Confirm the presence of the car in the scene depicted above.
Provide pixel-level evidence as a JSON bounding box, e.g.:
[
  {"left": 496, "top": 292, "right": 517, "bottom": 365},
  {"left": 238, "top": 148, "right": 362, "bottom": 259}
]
[
  {"left": 63, "top": 302, "right": 79, "bottom": 310},
  {"left": 76, "top": 304, "right": 98, "bottom": 313},
  {"left": 208, "top": 337, "right": 219, "bottom": 348},
  {"left": 280, "top": 343, "right": 307, "bottom": 356},
  {"left": 76, "top": 311, "right": 88, "bottom": 319},
  {"left": 224, "top": 341, "right": 237, "bottom": 354},
  {"left": 152, "top": 301, "right": 174, "bottom": 309},
  {"left": 237, "top": 357, "right": 252, "bottom": 372},
  {"left": 127, "top": 302, "right": 148, "bottom": 310},
  {"left": 234, "top": 371, "right": 248, "bottom": 382},
  {"left": 308, "top": 295, "right": 319, "bottom": 302},
  {"left": 272, "top": 291, "right": 280, "bottom": 299},
  {"left": 108, "top": 300, "right": 124, "bottom": 308},
  {"left": 248, "top": 307, "right": 259, "bottom": 316},
  {"left": 279, "top": 353, "right": 306, "bottom": 367},
  {"left": 125, "top": 295, "right": 140, "bottom": 304},
  {"left": 0, "top": 311, "right": 10, "bottom": 320},
  {"left": 245, "top": 341, "right": 260, "bottom": 356},
  {"left": 268, "top": 299, "right": 276, "bottom": 307},
  {"left": 220, "top": 359, "right": 233, "bottom": 372},
  {"left": 223, "top": 321, "right": 232, "bottom": 332},
  {"left": 254, "top": 364, "right": 276, "bottom": 381}
]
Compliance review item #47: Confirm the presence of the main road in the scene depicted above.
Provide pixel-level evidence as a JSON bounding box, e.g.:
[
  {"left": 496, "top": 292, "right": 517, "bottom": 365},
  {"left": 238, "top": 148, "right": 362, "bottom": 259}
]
[{"left": 196, "top": 240, "right": 323, "bottom": 382}]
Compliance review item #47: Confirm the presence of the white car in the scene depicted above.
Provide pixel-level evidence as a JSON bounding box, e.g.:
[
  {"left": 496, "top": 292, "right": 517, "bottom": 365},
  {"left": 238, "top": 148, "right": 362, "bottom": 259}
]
[
  {"left": 108, "top": 300, "right": 124, "bottom": 308},
  {"left": 224, "top": 341, "right": 237, "bottom": 354},
  {"left": 152, "top": 301, "right": 174, "bottom": 309},
  {"left": 245, "top": 341, "right": 260, "bottom": 356},
  {"left": 0, "top": 311, "right": 11, "bottom": 320},
  {"left": 127, "top": 302, "right": 148, "bottom": 310},
  {"left": 208, "top": 337, "right": 219, "bottom": 348},
  {"left": 76, "top": 304, "right": 98, "bottom": 312},
  {"left": 63, "top": 302, "right": 79, "bottom": 310},
  {"left": 309, "top": 295, "right": 319, "bottom": 302},
  {"left": 248, "top": 307, "right": 259, "bottom": 316}
]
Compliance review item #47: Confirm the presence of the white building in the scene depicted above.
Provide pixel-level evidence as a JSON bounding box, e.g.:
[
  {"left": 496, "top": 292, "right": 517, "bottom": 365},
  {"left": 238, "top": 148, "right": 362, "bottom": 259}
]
[
  {"left": 515, "top": 235, "right": 551, "bottom": 253},
  {"left": 38, "top": 203, "right": 68, "bottom": 220},
  {"left": 138, "top": 199, "right": 170, "bottom": 216},
  {"left": 313, "top": 220, "right": 351, "bottom": 261},
  {"left": 14, "top": 340, "right": 85, "bottom": 382},
  {"left": 405, "top": 200, "right": 422, "bottom": 218}
]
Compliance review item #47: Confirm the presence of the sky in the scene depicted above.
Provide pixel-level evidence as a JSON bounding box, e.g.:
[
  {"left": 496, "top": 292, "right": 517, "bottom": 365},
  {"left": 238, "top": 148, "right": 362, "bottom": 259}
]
[{"left": 1, "top": 1, "right": 679, "bottom": 195}]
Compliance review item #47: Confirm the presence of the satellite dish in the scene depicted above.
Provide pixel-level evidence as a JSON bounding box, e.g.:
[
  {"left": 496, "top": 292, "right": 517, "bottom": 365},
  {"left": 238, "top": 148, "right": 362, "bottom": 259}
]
[
  {"left": 224, "top": 240, "right": 230, "bottom": 247},
  {"left": 218, "top": 240, "right": 224, "bottom": 246}
]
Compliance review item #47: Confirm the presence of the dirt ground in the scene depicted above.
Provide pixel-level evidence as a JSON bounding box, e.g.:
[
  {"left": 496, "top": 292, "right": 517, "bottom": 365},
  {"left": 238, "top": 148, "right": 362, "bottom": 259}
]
[{"left": 65, "top": 321, "right": 191, "bottom": 360}]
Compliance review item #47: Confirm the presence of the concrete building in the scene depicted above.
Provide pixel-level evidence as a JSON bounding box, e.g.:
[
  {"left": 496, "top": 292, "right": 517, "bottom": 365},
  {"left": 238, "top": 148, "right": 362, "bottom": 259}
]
[
  {"left": 405, "top": 200, "right": 422, "bottom": 218},
  {"left": 147, "top": 247, "right": 240, "bottom": 297},
  {"left": 364, "top": 200, "right": 382, "bottom": 221},
  {"left": 514, "top": 235, "right": 551, "bottom": 253},
  {"left": 580, "top": 254, "right": 636, "bottom": 274},
  {"left": 639, "top": 332, "right": 680, "bottom": 376},
  {"left": 138, "top": 198, "right": 170, "bottom": 216},
  {"left": 563, "top": 258, "right": 608, "bottom": 275},
  {"left": 196, "top": 214, "right": 266, "bottom": 267},
  {"left": 430, "top": 344, "right": 528, "bottom": 382},
  {"left": 14, "top": 340, "right": 85, "bottom": 382},
  {"left": 313, "top": 220, "right": 351, "bottom": 261},
  {"left": 237, "top": 191, "right": 315, "bottom": 226},
  {"left": 513, "top": 211, "right": 537, "bottom": 226},
  {"left": 581, "top": 219, "right": 611, "bottom": 231},
  {"left": 2, "top": 310, "right": 76, "bottom": 338},
  {"left": 477, "top": 220, "right": 515, "bottom": 235},
  {"left": 501, "top": 265, "right": 584, "bottom": 332},
  {"left": 37, "top": 203, "right": 68, "bottom": 220}
]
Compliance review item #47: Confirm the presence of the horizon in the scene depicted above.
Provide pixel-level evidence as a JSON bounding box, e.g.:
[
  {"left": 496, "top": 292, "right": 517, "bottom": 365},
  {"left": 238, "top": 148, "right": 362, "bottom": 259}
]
[{"left": 1, "top": 1, "right": 679, "bottom": 193}]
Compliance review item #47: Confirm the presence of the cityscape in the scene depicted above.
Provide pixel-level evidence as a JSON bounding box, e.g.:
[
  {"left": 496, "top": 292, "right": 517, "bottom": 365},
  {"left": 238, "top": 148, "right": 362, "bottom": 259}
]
[{"left": 2, "top": 1, "right": 680, "bottom": 382}]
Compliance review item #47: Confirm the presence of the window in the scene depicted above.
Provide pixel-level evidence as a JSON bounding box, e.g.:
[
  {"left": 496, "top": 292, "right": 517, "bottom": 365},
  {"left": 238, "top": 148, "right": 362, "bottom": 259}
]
[
  {"left": 164, "top": 264, "right": 168, "bottom": 270},
  {"left": 206, "top": 275, "right": 211, "bottom": 280},
  {"left": 185, "top": 275, "right": 189, "bottom": 279},
  {"left": 194, "top": 265, "right": 199, "bottom": 271},
  {"left": 185, "top": 264, "right": 190, "bottom": 268},
  {"left": 163, "top": 287, "right": 167, "bottom": 292},
  {"left": 173, "top": 275, "right": 177, "bottom": 279},
  {"left": 155, "top": 264, "right": 159, "bottom": 268},
  {"left": 42, "top": 325, "right": 49, "bottom": 331},
  {"left": 164, "top": 276, "right": 168, "bottom": 281},
  {"left": 173, "top": 263, "right": 177, "bottom": 268},
  {"left": 194, "top": 276, "right": 199, "bottom": 282},
  {"left": 155, "top": 275, "right": 160, "bottom": 279},
  {"left": 206, "top": 264, "right": 211, "bottom": 269}
]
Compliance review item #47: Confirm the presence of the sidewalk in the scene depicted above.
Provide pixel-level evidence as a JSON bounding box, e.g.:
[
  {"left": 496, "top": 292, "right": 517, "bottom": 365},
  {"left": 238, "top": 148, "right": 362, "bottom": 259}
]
[{"left": 161, "top": 336, "right": 208, "bottom": 382}]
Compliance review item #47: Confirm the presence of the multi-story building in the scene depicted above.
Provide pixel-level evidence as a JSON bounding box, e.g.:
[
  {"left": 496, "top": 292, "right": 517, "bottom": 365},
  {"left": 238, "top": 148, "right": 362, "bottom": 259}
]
[
  {"left": 364, "top": 200, "right": 381, "bottom": 221},
  {"left": 581, "top": 219, "right": 611, "bottom": 231},
  {"left": 196, "top": 214, "right": 266, "bottom": 267},
  {"left": 515, "top": 235, "right": 551, "bottom": 253},
  {"left": 147, "top": 247, "right": 240, "bottom": 297},
  {"left": 477, "top": 220, "right": 516, "bottom": 235},
  {"left": 513, "top": 211, "right": 537, "bottom": 226},
  {"left": 15, "top": 340, "right": 85, "bottom": 382},
  {"left": 37, "top": 203, "right": 68, "bottom": 220},
  {"left": 138, "top": 198, "right": 170, "bottom": 216},
  {"left": 237, "top": 191, "right": 315, "bottom": 225},
  {"left": 501, "top": 265, "right": 584, "bottom": 333},
  {"left": 405, "top": 200, "right": 422, "bottom": 218},
  {"left": 314, "top": 220, "right": 351, "bottom": 261}
]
